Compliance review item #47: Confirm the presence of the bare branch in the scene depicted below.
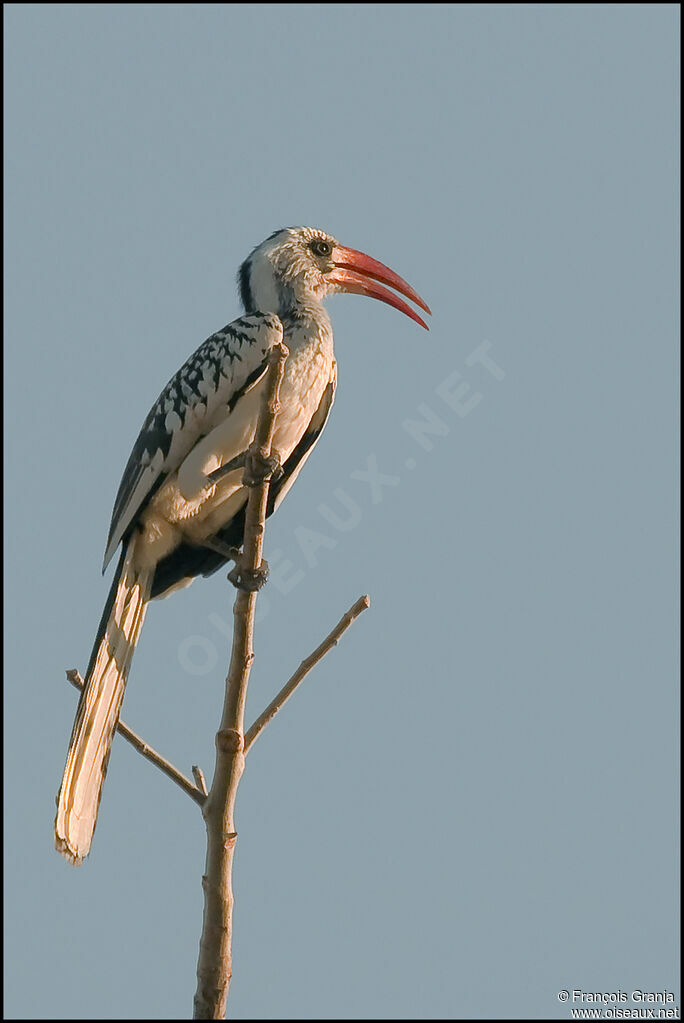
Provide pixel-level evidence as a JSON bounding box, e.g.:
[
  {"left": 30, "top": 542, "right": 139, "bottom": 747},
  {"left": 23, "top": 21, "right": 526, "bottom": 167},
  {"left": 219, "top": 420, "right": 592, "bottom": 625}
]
[
  {"left": 64, "top": 669, "right": 206, "bottom": 806},
  {"left": 244, "top": 594, "right": 371, "bottom": 754},
  {"left": 193, "top": 340, "right": 289, "bottom": 1020}
]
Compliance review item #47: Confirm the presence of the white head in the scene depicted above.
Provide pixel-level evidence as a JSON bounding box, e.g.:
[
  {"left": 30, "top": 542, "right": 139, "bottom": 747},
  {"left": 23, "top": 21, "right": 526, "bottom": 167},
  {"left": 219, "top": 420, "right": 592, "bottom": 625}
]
[{"left": 238, "top": 226, "right": 430, "bottom": 328}]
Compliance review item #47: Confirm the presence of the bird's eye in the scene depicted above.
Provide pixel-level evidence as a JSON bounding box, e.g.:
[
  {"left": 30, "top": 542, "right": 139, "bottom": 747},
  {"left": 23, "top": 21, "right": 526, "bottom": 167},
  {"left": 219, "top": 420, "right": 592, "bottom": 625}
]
[{"left": 310, "top": 239, "right": 332, "bottom": 258}]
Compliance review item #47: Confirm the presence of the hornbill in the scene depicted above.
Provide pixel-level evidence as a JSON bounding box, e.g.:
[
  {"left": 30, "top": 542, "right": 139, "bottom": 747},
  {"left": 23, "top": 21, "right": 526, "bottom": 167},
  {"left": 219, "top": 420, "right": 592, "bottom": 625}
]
[{"left": 55, "top": 226, "right": 430, "bottom": 863}]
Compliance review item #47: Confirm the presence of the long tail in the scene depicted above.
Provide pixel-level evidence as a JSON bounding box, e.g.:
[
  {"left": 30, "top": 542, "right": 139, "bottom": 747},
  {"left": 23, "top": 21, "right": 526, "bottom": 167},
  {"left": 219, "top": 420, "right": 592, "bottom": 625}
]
[{"left": 55, "top": 536, "right": 152, "bottom": 864}]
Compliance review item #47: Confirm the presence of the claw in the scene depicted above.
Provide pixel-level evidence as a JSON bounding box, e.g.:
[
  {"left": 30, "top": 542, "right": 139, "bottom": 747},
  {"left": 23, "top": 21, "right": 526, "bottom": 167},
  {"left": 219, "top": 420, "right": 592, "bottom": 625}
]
[
  {"left": 228, "top": 558, "right": 269, "bottom": 592},
  {"left": 243, "top": 450, "right": 283, "bottom": 487}
]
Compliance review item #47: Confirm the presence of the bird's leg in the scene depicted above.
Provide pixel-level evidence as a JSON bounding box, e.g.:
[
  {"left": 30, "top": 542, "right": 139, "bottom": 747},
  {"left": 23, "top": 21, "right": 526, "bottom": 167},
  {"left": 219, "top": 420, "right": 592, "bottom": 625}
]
[
  {"left": 203, "top": 537, "right": 242, "bottom": 563},
  {"left": 205, "top": 453, "right": 247, "bottom": 488},
  {"left": 226, "top": 446, "right": 282, "bottom": 592}
]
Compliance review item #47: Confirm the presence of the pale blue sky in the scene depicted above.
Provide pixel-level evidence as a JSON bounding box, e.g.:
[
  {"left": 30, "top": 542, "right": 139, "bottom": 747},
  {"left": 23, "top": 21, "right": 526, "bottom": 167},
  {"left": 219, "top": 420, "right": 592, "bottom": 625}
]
[{"left": 4, "top": 4, "right": 679, "bottom": 1020}]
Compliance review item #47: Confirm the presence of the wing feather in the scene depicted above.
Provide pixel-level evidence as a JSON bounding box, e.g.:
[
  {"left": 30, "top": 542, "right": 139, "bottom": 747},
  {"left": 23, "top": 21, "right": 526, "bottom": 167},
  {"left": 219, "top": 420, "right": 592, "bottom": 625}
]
[{"left": 102, "top": 312, "right": 283, "bottom": 570}]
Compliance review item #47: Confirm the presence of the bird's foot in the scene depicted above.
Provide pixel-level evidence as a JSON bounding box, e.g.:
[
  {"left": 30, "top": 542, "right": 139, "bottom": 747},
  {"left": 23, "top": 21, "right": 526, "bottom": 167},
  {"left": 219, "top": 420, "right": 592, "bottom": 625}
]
[
  {"left": 206, "top": 449, "right": 283, "bottom": 490},
  {"left": 243, "top": 449, "right": 283, "bottom": 487},
  {"left": 227, "top": 558, "right": 270, "bottom": 592}
]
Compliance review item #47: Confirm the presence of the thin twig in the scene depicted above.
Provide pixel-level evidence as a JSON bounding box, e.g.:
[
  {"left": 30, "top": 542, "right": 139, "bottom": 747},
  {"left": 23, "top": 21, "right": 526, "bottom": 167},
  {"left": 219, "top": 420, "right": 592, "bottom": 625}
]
[
  {"left": 64, "top": 669, "right": 206, "bottom": 806},
  {"left": 244, "top": 594, "right": 370, "bottom": 754},
  {"left": 193, "top": 339, "right": 289, "bottom": 1020},
  {"left": 192, "top": 766, "right": 208, "bottom": 797}
]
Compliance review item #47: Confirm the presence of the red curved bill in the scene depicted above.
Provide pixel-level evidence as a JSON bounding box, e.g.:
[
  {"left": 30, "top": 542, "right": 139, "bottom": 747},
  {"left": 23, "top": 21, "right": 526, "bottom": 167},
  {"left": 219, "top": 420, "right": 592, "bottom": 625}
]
[{"left": 329, "top": 246, "right": 431, "bottom": 330}]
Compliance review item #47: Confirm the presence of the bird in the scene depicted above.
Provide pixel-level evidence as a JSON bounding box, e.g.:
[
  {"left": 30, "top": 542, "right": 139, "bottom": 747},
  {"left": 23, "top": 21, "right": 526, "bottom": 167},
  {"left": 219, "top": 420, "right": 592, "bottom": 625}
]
[{"left": 55, "top": 225, "right": 431, "bottom": 864}]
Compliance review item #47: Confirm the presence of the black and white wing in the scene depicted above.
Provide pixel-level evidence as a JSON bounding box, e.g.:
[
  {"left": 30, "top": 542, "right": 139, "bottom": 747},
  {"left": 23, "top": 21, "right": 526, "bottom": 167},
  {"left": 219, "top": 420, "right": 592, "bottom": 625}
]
[{"left": 102, "top": 312, "right": 283, "bottom": 570}]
